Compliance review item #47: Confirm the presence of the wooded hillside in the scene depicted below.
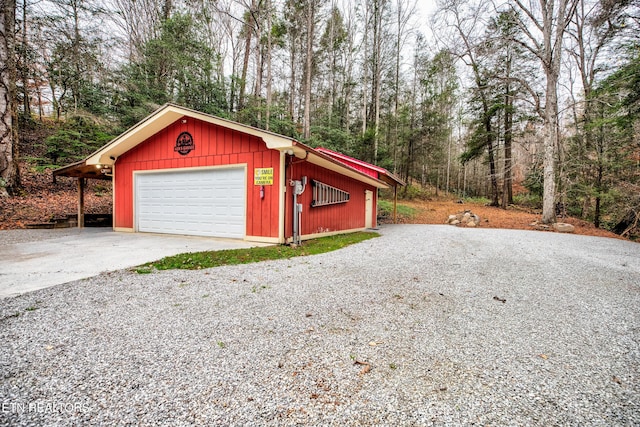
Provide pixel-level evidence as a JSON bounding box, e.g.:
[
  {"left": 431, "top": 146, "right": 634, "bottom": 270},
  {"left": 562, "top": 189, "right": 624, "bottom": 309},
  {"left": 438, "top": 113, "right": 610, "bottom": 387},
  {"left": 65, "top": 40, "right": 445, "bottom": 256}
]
[{"left": 0, "top": 0, "right": 639, "bottom": 238}]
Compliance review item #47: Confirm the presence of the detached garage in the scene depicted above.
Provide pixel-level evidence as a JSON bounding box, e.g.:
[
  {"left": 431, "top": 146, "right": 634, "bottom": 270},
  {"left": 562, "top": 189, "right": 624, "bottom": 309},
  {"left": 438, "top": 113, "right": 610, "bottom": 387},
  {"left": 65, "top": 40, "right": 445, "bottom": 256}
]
[{"left": 55, "top": 104, "right": 403, "bottom": 243}]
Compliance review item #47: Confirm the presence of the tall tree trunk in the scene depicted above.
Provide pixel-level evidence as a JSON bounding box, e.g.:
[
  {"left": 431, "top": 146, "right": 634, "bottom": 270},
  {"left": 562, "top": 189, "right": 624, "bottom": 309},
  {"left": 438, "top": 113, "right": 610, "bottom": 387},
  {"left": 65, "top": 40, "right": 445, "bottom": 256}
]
[
  {"left": 1, "top": 0, "right": 20, "bottom": 196},
  {"left": 542, "top": 67, "right": 560, "bottom": 223},
  {"left": 253, "top": 6, "right": 263, "bottom": 124},
  {"left": 289, "top": 42, "right": 296, "bottom": 123},
  {"left": 371, "top": 0, "right": 383, "bottom": 163},
  {"left": 303, "top": 0, "right": 314, "bottom": 140},
  {"left": 239, "top": 1, "right": 255, "bottom": 111},
  {"left": 162, "top": 0, "right": 172, "bottom": 20},
  {"left": 594, "top": 104, "right": 605, "bottom": 228},
  {"left": 342, "top": 5, "right": 355, "bottom": 132},
  {"left": 403, "top": 47, "right": 418, "bottom": 187},
  {"left": 502, "top": 54, "right": 513, "bottom": 209},
  {"left": 361, "top": 2, "right": 368, "bottom": 138},
  {"left": 265, "top": 0, "right": 272, "bottom": 131},
  {"left": 19, "top": 0, "right": 29, "bottom": 117},
  {"left": 511, "top": 0, "right": 578, "bottom": 223},
  {"left": 485, "top": 115, "right": 499, "bottom": 206}
]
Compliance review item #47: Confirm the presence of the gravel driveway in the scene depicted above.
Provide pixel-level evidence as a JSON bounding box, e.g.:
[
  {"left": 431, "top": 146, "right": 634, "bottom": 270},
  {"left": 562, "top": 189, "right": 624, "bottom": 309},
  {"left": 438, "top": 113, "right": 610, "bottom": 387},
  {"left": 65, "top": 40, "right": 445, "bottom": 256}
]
[{"left": 1, "top": 225, "right": 639, "bottom": 426}]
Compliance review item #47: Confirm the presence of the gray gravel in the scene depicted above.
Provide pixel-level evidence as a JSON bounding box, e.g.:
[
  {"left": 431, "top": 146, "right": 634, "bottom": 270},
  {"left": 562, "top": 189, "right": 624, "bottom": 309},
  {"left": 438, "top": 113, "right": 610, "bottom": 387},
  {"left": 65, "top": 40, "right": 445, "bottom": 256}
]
[{"left": 1, "top": 225, "right": 639, "bottom": 426}]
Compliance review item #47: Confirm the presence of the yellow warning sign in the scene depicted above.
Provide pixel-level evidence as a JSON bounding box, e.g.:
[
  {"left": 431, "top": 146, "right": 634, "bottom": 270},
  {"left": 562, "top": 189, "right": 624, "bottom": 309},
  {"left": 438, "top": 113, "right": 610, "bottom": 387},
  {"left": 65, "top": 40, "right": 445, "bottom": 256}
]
[{"left": 254, "top": 168, "right": 274, "bottom": 185}]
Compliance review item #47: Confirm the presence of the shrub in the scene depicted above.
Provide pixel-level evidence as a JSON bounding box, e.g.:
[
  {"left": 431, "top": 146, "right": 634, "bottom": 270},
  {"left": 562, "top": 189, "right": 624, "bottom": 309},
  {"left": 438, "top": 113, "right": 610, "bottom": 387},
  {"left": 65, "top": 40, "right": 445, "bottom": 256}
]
[{"left": 43, "top": 115, "right": 115, "bottom": 166}]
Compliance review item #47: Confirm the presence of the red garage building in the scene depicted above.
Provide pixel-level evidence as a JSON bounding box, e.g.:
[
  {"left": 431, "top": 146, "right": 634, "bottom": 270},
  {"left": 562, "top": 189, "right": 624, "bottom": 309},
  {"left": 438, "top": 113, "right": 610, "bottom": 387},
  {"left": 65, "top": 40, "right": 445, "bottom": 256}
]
[{"left": 55, "top": 104, "right": 403, "bottom": 244}]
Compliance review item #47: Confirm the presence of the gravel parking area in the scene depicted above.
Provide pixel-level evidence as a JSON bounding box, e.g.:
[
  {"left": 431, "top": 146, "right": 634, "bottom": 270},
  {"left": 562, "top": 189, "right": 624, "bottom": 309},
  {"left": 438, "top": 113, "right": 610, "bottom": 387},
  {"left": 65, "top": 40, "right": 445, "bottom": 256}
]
[{"left": 1, "top": 225, "right": 639, "bottom": 426}]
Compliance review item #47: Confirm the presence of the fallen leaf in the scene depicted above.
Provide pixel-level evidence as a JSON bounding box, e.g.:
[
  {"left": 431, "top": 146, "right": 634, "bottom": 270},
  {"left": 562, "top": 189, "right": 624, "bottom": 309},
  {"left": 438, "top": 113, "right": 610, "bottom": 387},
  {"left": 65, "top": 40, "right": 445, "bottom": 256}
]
[
  {"left": 354, "top": 360, "right": 371, "bottom": 375},
  {"left": 539, "top": 354, "right": 548, "bottom": 360},
  {"left": 612, "top": 376, "right": 622, "bottom": 385}
]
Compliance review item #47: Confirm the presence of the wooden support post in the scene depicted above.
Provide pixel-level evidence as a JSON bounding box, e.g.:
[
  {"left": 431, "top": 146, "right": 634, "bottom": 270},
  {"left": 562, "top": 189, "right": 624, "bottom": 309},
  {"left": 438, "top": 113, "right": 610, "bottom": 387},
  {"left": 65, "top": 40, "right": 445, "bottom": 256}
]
[
  {"left": 393, "top": 185, "right": 398, "bottom": 224},
  {"left": 77, "top": 178, "right": 85, "bottom": 228}
]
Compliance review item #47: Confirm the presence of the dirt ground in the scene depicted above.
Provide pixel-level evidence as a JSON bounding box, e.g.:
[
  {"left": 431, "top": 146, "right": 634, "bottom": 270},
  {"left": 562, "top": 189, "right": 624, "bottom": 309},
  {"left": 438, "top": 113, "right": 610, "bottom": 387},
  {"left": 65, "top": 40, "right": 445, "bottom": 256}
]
[
  {"left": 0, "top": 166, "right": 112, "bottom": 230},
  {"left": 393, "top": 198, "right": 625, "bottom": 240}
]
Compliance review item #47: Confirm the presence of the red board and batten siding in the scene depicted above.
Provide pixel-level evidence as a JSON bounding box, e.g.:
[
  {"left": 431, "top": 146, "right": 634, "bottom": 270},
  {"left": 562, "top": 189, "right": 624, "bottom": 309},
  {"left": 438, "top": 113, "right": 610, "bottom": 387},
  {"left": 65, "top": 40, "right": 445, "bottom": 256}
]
[
  {"left": 113, "top": 116, "right": 281, "bottom": 239},
  {"left": 285, "top": 161, "right": 377, "bottom": 237}
]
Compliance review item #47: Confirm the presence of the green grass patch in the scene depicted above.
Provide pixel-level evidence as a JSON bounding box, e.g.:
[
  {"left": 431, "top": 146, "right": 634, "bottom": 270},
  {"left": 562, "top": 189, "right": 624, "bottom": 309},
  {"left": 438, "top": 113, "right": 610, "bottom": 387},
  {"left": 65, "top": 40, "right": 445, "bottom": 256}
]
[
  {"left": 137, "top": 231, "right": 379, "bottom": 272},
  {"left": 464, "top": 196, "right": 491, "bottom": 205},
  {"left": 513, "top": 193, "right": 542, "bottom": 209},
  {"left": 378, "top": 199, "right": 418, "bottom": 221}
]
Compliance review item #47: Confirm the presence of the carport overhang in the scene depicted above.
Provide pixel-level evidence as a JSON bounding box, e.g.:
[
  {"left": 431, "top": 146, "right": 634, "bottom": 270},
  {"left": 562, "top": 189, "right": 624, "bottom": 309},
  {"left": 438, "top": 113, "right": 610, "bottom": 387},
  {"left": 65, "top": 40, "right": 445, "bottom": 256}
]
[
  {"left": 52, "top": 161, "right": 113, "bottom": 229},
  {"left": 53, "top": 160, "right": 113, "bottom": 181}
]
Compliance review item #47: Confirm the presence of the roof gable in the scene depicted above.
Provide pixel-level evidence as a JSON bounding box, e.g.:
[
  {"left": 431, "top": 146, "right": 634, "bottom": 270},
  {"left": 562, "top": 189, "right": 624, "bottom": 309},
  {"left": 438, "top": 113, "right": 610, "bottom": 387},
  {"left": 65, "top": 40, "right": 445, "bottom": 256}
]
[{"left": 86, "top": 104, "right": 296, "bottom": 166}]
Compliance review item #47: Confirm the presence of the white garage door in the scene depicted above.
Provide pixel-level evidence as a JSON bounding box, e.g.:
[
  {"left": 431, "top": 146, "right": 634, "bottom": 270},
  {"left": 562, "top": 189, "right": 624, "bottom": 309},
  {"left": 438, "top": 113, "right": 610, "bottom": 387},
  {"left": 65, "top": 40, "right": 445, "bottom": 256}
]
[{"left": 135, "top": 168, "right": 246, "bottom": 238}]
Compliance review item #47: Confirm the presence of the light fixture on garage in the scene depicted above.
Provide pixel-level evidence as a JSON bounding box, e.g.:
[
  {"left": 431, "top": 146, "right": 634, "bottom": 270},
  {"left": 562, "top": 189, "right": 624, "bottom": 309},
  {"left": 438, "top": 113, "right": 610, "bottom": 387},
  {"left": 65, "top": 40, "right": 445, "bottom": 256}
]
[{"left": 181, "top": 119, "right": 187, "bottom": 124}]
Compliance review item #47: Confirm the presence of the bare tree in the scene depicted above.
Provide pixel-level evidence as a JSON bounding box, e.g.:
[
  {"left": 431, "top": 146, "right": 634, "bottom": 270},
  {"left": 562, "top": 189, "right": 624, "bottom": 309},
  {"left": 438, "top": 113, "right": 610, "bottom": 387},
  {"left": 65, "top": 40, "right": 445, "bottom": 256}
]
[
  {"left": 566, "top": 0, "right": 627, "bottom": 227},
  {"left": 341, "top": 1, "right": 358, "bottom": 132},
  {"left": 508, "top": 0, "right": 580, "bottom": 223},
  {"left": 110, "top": 0, "right": 166, "bottom": 61},
  {"left": 238, "top": 0, "right": 257, "bottom": 110},
  {"left": 264, "top": 0, "right": 272, "bottom": 130},
  {"left": 392, "top": 0, "right": 417, "bottom": 172},
  {"left": 370, "top": 0, "right": 386, "bottom": 162},
  {"left": 302, "top": 0, "right": 317, "bottom": 139},
  {"left": 436, "top": 0, "right": 500, "bottom": 205},
  {"left": 0, "top": 0, "right": 19, "bottom": 196}
]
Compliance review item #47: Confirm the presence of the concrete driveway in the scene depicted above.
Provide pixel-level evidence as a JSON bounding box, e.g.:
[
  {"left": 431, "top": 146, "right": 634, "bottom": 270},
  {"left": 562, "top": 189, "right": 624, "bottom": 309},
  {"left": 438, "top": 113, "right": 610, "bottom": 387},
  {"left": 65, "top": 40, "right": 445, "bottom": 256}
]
[{"left": 0, "top": 228, "right": 268, "bottom": 298}]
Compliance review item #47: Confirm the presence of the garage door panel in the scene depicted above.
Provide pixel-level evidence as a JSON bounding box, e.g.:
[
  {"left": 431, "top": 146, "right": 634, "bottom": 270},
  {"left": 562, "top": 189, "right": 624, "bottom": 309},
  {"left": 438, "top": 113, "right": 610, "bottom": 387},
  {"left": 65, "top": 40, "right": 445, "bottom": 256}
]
[{"left": 135, "top": 168, "right": 246, "bottom": 238}]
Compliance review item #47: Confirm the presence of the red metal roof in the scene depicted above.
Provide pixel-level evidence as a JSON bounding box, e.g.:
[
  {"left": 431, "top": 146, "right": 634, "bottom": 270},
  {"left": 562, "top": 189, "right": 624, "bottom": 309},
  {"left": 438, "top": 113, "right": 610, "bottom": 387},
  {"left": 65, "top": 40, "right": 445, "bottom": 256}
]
[{"left": 315, "top": 147, "right": 405, "bottom": 186}]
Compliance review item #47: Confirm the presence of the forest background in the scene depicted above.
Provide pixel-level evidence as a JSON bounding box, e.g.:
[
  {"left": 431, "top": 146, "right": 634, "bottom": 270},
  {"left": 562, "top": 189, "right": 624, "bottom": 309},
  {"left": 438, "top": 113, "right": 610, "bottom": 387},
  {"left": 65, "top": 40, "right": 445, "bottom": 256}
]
[{"left": 0, "top": 0, "right": 639, "bottom": 237}]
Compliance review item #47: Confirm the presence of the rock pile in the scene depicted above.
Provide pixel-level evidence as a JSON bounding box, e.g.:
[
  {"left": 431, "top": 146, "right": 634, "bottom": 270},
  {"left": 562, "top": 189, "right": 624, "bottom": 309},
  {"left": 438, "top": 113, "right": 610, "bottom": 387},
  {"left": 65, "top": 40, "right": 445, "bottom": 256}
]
[
  {"left": 446, "top": 210, "right": 481, "bottom": 227},
  {"left": 529, "top": 221, "right": 576, "bottom": 233}
]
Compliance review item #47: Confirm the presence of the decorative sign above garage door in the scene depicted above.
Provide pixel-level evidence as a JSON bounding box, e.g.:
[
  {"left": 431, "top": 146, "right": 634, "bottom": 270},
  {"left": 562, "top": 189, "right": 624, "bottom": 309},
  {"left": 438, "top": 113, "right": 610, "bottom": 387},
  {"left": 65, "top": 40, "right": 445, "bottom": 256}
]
[
  {"left": 311, "top": 180, "right": 350, "bottom": 207},
  {"left": 174, "top": 131, "right": 195, "bottom": 155}
]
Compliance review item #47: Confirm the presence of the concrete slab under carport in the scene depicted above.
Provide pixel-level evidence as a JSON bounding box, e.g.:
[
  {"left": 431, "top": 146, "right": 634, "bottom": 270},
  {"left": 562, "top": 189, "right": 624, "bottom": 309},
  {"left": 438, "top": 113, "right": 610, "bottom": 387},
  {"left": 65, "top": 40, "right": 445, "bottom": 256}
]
[{"left": 0, "top": 228, "right": 270, "bottom": 298}]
